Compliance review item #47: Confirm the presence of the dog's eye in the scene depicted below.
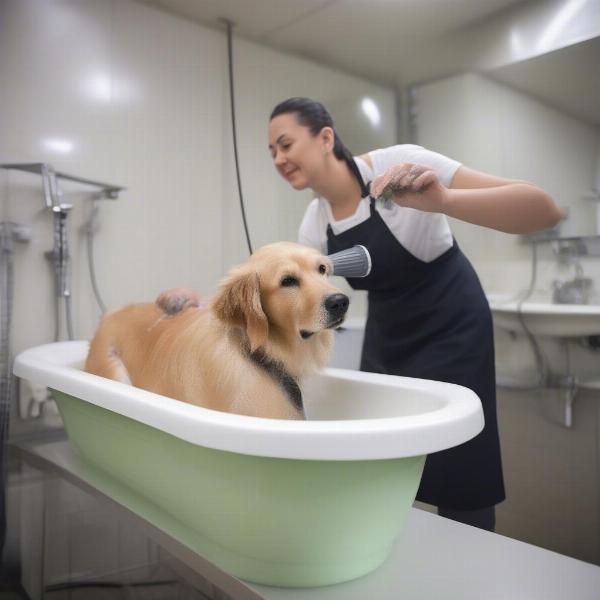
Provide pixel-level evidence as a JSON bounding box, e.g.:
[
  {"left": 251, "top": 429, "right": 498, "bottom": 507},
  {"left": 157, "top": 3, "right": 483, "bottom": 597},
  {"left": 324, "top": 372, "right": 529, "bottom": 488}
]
[
  {"left": 281, "top": 276, "right": 299, "bottom": 287},
  {"left": 318, "top": 264, "right": 327, "bottom": 275}
]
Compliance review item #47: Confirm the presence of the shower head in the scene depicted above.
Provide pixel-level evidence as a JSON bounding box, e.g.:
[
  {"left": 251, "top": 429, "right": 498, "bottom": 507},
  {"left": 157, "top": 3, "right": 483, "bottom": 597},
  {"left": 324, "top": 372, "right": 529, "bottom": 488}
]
[{"left": 328, "top": 245, "right": 371, "bottom": 278}]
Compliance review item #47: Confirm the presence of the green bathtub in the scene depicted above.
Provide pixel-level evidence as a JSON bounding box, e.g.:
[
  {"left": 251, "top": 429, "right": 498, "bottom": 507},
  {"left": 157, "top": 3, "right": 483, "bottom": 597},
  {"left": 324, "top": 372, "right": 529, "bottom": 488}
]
[{"left": 14, "top": 341, "right": 483, "bottom": 588}]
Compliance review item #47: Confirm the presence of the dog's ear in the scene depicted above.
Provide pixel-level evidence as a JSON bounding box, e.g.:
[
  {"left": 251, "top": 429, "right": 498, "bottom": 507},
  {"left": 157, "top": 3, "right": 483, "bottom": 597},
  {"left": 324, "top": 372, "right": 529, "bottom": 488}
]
[{"left": 213, "top": 269, "right": 268, "bottom": 352}]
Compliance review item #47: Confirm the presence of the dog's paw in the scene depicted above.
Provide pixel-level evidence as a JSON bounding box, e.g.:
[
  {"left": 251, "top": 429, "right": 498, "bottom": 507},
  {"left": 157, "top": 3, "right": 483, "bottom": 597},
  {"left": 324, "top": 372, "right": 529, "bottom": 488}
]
[{"left": 156, "top": 288, "right": 201, "bottom": 315}]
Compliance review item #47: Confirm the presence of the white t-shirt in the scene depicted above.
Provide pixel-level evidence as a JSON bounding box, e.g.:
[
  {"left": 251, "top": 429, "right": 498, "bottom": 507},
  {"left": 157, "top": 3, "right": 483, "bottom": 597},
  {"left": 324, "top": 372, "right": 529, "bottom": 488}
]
[{"left": 298, "top": 144, "right": 461, "bottom": 263}]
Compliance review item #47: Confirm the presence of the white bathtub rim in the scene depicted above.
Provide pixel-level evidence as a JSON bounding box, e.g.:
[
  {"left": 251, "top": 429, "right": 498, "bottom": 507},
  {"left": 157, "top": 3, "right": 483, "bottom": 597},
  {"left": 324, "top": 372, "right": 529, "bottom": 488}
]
[{"left": 14, "top": 341, "right": 484, "bottom": 461}]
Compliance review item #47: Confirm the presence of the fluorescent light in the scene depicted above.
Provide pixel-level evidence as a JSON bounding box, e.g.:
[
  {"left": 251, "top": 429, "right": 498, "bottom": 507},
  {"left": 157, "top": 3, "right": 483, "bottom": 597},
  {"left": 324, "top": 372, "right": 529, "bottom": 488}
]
[
  {"left": 84, "top": 73, "right": 111, "bottom": 102},
  {"left": 536, "top": 0, "right": 587, "bottom": 53},
  {"left": 509, "top": 27, "right": 525, "bottom": 59},
  {"left": 42, "top": 138, "right": 74, "bottom": 154},
  {"left": 361, "top": 97, "right": 381, "bottom": 127}
]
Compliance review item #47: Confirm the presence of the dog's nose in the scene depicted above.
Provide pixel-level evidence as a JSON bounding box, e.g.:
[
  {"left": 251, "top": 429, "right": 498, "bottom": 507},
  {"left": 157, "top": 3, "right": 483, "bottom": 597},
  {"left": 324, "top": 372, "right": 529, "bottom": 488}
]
[{"left": 324, "top": 293, "right": 349, "bottom": 317}]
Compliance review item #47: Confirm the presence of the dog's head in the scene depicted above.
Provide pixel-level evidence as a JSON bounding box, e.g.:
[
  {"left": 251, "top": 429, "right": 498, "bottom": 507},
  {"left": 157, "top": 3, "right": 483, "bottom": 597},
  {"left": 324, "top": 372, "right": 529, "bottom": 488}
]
[{"left": 212, "top": 242, "right": 349, "bottom": 352}]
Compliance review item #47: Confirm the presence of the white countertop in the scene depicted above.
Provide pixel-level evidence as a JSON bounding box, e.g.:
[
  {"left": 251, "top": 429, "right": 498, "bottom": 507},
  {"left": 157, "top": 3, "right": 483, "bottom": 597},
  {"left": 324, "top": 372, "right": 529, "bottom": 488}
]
[
  {"left": 15, "top": 439, "right": 600, "bottom": 600},
  {"left": 252, "top": 507, "right": 600, "bottom": 599}
]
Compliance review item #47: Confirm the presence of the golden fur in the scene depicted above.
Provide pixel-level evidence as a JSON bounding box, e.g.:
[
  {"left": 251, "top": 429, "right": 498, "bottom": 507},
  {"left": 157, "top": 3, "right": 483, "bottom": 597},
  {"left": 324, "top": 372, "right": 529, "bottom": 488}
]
[{"left": 85, "top": 242, "right": 349, "bottom": 419}]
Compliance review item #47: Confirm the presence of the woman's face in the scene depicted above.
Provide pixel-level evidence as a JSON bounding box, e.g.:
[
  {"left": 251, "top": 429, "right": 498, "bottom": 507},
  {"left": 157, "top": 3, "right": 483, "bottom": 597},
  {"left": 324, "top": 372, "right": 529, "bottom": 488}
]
[{"left": 268, "top": 113, "right": 331, "bottom": 190}]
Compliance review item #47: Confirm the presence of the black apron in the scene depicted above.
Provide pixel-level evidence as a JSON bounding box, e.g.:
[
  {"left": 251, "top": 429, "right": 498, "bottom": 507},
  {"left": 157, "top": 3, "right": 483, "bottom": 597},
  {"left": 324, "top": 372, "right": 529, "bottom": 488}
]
[{"left": 326, "top": 182, "right": 505, "bottom": 510}]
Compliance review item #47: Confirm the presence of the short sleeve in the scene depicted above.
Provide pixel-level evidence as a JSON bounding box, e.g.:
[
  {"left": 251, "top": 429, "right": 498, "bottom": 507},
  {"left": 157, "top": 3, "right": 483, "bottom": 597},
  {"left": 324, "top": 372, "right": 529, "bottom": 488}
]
[
  {"left": 369, "top": 144, "right": 461, "bottom": 187},
  {"left": 298, "top": 198, "right": 324, "bottom": 252}
]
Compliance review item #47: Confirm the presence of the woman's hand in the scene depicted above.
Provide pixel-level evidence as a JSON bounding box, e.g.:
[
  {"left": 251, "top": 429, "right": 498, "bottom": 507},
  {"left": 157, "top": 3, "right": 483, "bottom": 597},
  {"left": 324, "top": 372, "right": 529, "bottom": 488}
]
[
  {"left": 156, "top": 287, "right": 202, "bottom": 315},
  {"left": 370, "top": 163, "right": 449, "bottom": 213}
]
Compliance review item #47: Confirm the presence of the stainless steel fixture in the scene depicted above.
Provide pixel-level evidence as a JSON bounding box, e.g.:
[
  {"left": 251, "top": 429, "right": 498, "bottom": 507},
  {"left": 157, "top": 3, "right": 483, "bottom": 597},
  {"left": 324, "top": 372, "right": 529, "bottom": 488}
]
[
  {"left": 1, "top": 162, "right": 124, "bottom": 341},
  {"left": 1, "top": 163, "right": 124, "bottom": 204},
  {"left": 552, "top": 238, "right": 594, "bottom": 305}
]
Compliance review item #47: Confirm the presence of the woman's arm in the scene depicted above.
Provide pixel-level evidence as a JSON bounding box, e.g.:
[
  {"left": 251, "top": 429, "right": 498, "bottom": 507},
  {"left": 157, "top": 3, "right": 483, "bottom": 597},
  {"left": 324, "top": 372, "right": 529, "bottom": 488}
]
[
  {"left": 445, "top": 166, "right": 564, "bottom": 234},
  {"left": 371, "top": 163, "right": 564, "bottom": 235}
]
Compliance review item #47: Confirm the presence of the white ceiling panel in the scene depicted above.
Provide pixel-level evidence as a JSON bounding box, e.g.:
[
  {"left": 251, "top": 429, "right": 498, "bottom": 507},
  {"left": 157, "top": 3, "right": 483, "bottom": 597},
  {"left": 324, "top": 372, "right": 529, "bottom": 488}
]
[
  {"left": 137, "top": 0, "right": 600, "bottom": 123},
  {"left": 137, "top": 0, "right": 334, "bottom": 38},
  {"left": 490, "top": 37, "right": 600, "bottom": 125},
  {"left": 139, "top": 0, "right": 528, "bottom": 84}
]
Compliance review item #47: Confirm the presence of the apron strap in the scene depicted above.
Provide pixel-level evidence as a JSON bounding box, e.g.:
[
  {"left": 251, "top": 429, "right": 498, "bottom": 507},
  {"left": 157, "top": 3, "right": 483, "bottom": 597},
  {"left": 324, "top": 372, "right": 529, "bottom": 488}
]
[
  {"left": 368, "top": 188, "right": 378, "bottom": 216},
  {"left": 344, "top": 155, "right": 371, "bottom": 198},
  {"left": 326, "top": 170, "right": 373, "bottom": 238},
  {"left": 363, "top": 179, "right": 371, "bottom": 198}
]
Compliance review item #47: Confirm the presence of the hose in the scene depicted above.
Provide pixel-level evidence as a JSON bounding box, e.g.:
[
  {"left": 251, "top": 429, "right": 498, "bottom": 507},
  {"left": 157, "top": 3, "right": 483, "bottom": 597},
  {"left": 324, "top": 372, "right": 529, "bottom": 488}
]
[
  {"left": 223, "top": 19, "right": 253, "bottom": 256},
  {"left": 85, "top": 199, "right": 107, "bottom": 314},
  {"left": 65, "top": 294, "right": 75, "bottom": 341},
  {"left": 54, "top": 292, "right": 60, "bottom": 342},
  {"left": 497, "top": 242, "right": 550, "bottom": 391},
  {"left": 0, "top": 222, "right": 15, "bottom": 557}
]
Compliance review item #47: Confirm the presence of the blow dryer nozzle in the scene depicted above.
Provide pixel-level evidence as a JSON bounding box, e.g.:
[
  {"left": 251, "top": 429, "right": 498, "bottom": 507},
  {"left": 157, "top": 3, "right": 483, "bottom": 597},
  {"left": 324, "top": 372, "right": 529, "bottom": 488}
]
[{"left": 328, "top": 245, "right": 371, "bottom": 278}]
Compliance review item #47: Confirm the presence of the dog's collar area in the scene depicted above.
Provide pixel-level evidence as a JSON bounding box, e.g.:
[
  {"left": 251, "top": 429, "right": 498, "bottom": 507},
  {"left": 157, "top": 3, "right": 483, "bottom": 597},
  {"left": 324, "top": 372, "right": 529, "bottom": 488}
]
[{"left": 248, "top": 348, "right": 303, "bottom": 414}]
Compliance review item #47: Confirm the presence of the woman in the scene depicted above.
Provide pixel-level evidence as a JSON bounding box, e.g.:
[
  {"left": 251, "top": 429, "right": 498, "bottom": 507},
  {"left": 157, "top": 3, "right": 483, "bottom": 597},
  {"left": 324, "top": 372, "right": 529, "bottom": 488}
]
[{"left": 268, "top": 97, "right": 563, "bottom": 531}]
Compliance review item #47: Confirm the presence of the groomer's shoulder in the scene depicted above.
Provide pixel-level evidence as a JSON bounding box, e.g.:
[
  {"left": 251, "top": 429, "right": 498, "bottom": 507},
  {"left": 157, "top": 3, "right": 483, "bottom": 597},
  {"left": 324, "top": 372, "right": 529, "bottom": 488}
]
[
  {"left": 367, "top": 144, "right": 461, "bottom": 186},
  {"left": 300, "top": 197, "right": 321, "bottom": 222},
  {"left": 298, "top": 197, "right": 325, "bottom": 251},
  {"left": 359, "top": 144, "right": 432, "bottom": 174}
]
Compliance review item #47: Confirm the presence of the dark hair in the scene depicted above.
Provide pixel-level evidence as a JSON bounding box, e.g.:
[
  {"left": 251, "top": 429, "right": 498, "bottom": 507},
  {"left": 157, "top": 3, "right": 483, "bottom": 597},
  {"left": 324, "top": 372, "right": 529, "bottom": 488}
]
[{"left": 270, "top": 97, "right": 368, "bottom": 195}]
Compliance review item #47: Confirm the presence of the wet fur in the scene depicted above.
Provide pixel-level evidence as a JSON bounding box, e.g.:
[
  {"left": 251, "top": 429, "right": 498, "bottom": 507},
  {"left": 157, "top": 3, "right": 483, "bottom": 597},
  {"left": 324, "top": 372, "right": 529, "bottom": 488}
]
[{"left": 85, "top": 242, "right": 347, "bottom": 420}]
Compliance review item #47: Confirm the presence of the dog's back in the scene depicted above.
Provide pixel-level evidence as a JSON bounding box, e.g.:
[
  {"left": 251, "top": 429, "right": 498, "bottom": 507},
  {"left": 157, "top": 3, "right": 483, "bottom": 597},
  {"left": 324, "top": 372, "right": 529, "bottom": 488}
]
[
  {"left": 85, "top": 303, "right": 175, "bottom": 387},
  {"left": 85, "top": 302, "right": 304, "bottom": 419}
]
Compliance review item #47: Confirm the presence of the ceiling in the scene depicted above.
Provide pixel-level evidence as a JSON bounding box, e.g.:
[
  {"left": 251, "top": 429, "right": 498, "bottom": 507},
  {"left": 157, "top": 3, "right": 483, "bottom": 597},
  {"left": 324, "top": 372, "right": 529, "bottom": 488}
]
[
  {"left": 138, "top": 0, "right": 600, "bottom": 125},
  {"left": 489, "top": 36, "right": 600, "bottom": 125},
  {"left": 138, "top": 0, "right": 527, "bottom": 85}
]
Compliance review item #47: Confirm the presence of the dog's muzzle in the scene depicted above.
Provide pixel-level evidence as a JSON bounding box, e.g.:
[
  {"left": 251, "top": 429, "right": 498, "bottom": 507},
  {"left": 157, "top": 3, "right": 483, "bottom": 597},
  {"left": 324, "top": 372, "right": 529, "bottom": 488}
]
[
  {"left": 300, "top": 293, "right": 350, "bottom": 339},
  {"left": 324, "top": 293, "right": 349, "bottom": 326}
]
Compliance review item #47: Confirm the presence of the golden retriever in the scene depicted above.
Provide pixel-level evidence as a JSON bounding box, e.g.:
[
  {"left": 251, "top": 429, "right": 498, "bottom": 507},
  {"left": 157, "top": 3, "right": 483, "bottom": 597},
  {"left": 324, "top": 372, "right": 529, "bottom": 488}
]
[{"left": 84, "top": 242, "right": 349, "bottom": 419}]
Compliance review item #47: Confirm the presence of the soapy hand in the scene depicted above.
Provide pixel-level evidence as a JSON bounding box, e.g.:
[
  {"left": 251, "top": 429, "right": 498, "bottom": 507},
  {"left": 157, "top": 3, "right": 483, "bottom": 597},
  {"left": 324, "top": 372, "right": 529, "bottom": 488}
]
[
  {"left": 370, "top": 163, "right": 449, "bottom": 213},
  {"left": 156, "top": 287, "right": 203, "bottom": 315}
]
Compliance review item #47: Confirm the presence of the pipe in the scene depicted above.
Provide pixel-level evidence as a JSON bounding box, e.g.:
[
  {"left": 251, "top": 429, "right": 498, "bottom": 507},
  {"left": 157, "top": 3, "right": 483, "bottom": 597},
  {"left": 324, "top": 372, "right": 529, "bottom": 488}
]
[
  {"left": 84, "top": 198, "right": 107, "bottom": 314},
  {"left": 498, "top": 241, "right": 550, "bottom": 391},
  {"left": 46, "top": 204, "right": 74, "bottom": 341},
  {"left": 0, "top": 222, "right": 15, "bottom": 557}
]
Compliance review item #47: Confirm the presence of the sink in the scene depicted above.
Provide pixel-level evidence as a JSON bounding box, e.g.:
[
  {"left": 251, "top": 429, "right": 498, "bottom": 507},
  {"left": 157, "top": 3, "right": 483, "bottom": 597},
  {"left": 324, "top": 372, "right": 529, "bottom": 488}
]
[{"left": 487, "top": 293, "right": 600, "bottom": 337}]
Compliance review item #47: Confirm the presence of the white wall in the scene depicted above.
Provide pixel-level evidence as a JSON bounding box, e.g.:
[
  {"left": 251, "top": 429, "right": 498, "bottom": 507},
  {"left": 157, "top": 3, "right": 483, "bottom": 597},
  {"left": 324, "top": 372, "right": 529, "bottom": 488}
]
[
  {"left": 222, "top": 37, "right": 396, "bottom": 276},
  {"left": 412, "top": 71, "right": 600, "bottom": 565},
  {"left": 412, "top": 72, "right": 600, "bottom": 376},
  {"left": 413, "top": 72, "right": 600, "bottom": 293},
  {"left": 0, "top": 0, "right": 395, "bottom": 348},
  {"left": 0, "top": 0, "right": 395, "bottom": 434}
]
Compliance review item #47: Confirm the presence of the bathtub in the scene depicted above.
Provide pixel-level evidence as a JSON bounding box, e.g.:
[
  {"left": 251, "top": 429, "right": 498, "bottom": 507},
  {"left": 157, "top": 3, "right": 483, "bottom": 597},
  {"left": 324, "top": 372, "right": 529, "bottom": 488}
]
[{"left": 14, "top": 340, "right": 483, "bottom": 588}]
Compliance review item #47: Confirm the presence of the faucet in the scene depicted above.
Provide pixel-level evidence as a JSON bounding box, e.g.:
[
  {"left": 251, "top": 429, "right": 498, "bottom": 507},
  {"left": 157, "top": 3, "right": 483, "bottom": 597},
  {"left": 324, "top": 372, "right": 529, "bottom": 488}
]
[
  {"left": 45, "top": 202, "right": 74, "bottom": 340},
  {"left": 552, "top": 251, "right": 592, "bottom": 304},
  {"left": 553, "top": 272, "right": 592, "bottom": 305},
  {"left": 552, "top": 239, "right": 592, "bottom": 304}
]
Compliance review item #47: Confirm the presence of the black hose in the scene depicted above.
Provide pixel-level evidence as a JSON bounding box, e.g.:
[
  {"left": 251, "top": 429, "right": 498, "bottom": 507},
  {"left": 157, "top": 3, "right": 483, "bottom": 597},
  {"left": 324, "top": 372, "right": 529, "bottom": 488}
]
[
  {"left": 0, "top": 223, "right": 15, "bottom": 559},
  {"left": 223, "top": 19, "right": 253, "bottom": 256},
  {"left": 86, "top": 199, "right": 107, "bottom": 314}
]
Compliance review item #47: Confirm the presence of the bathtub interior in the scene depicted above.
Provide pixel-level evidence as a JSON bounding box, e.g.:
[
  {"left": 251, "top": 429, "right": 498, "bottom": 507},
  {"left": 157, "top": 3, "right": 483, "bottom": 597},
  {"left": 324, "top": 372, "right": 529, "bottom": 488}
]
[
  {"left": 329, "top": 319, "right": 365, "bottom": 370},
  {"left": 64, "top": 366, "right": 444, "bottom": 423},
  {"left": 64, "top": 353, "right": 445, "bottom": 423},
  {"left": 303, "top": 370, "right": 444, "bottom": 420}
]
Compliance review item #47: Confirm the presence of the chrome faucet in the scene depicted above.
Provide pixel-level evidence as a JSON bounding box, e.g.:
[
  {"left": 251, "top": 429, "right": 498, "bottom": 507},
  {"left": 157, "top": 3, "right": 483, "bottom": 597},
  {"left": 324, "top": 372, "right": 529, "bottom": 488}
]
[
  {"left": 47, "top": 203, "right": 73, "bottom": 299},
  {"left": 552, "top": 240, "right": 593, "bottom": 304},
  {"left": 553, "top": 272, "right": 592, "bottom": 305},
  {"left": 44, "top": 201, "right": 74, "bottom": 340}
]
